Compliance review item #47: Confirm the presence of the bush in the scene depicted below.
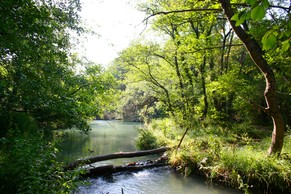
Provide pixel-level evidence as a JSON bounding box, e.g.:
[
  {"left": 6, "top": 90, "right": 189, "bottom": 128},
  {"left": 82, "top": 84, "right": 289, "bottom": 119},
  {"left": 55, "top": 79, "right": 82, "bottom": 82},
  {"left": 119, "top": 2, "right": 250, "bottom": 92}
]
[
  {"left": 136, "top": 128, "right": 159, "bottom": 150},
  {"left": 0, "top": 114, "right": 84, "bottom": 193}
]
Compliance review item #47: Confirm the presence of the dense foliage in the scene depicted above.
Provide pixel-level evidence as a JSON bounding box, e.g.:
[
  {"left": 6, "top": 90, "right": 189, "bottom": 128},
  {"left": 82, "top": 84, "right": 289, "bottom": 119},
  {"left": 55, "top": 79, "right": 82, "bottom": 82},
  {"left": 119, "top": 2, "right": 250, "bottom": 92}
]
[
  {"left": 0, "top": 0, "right": 117, "bottom": 193},
  {"left": 0, "top": 0, "right": 116, "bottom": 133},
  {"left": 111, "top": 0, "right": 290, "bottom": 152},
  {"left": 110, "top": 0, "right": 290, "bottom": 192},
  {"left": 0, "top": 116, "right": 85, "bottom": 193}
]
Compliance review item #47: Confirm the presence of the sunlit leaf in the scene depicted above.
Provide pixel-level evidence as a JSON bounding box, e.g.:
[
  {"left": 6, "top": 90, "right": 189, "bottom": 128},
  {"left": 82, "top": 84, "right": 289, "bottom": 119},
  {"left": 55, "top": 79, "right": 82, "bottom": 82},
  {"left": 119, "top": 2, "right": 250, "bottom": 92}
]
[
  {"left": 262, "top": 33, "right": 277, "bottom": 50},
  {"left": 282, "top": 40, "right": 290, "bottom": 52},
  {"left": 251, "top": 5, "right": 265, "bottom": 21},
  {"left": 234, "top": 12, "right": 249, "bottom": 26},
  {"left": 244, "top": 0, "right": 256, "bottom": 5},
  {"left": 231, "top": 13, "right": 239, "bottom": 21}
]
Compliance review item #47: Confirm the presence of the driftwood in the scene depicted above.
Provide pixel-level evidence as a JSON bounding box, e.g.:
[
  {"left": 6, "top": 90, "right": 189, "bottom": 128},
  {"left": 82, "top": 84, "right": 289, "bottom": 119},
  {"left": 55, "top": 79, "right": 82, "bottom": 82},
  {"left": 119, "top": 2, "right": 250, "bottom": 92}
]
[
  {"left": 84, "top": 155, "right": 168, "bottom": 177},
  {"left": 65, "top": 147, "right": 171, "bottom": 171}
]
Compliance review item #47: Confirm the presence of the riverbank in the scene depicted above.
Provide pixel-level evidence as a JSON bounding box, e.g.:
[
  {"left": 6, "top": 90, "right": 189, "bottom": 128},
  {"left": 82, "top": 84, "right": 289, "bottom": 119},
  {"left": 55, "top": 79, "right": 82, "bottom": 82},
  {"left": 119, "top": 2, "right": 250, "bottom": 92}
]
[{"left": 136, "top": 119, "right": 291, "bottom": 194}]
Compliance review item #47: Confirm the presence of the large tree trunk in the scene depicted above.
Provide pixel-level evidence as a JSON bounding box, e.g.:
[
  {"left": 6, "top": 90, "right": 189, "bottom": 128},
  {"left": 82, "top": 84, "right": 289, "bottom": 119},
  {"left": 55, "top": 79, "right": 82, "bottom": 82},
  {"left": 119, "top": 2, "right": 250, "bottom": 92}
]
[{"left": 218, "top": 0, "right": 285, "bottom": 155}]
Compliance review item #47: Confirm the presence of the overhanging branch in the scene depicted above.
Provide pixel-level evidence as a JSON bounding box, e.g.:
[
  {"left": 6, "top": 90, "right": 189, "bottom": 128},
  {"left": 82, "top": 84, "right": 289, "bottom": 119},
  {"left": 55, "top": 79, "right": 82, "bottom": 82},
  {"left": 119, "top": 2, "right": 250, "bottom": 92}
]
[
  {"left": 144, "top": 8, "right": 222, "bottom": 22},
  {"left": 183, "top": 44, "right": 244, "bottom": 54}
]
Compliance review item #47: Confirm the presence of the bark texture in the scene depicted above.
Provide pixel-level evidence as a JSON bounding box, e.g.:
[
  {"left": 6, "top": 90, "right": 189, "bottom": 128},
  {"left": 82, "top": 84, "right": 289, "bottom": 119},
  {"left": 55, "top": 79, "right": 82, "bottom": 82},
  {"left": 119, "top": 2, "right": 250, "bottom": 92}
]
[{"left": 218, "top": 0, "right": 285, "bottom": 155}]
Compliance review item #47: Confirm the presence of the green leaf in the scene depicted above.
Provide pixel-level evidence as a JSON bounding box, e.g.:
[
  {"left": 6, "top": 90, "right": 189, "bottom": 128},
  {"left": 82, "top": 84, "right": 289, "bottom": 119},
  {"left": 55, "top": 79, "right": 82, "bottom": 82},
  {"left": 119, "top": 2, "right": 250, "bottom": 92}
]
[
  {"left": 262, "top": 33, "right": 277, "bottom": 50},
  {"left": 236, "top": 12, "right": 248, "bottom": 26},
  {"left": 244, "top": 0, "right": 256, "bottom": 5},
  {"left": 231, "top": 13, "right": 239, "bottom": 21},
  {"left": 262, "top": 0, "right": 270, "bottom": 9},
  {"left": 282, "top": 40, "right": 290, "bottom": 52},
  {"left": 251, "top": 5, "right": 265, "bottom": 21}
]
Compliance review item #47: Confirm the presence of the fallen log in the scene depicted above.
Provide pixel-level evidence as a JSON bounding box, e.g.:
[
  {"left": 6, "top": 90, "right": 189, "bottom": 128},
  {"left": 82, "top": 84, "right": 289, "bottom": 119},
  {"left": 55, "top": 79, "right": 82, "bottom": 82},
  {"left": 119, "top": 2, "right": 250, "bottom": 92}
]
[
  {"left": 84, "top": 155, "right": 169, "bottom": 177},
  {"left": 65, "top": 147, "right": 171, "bottom": 170}
]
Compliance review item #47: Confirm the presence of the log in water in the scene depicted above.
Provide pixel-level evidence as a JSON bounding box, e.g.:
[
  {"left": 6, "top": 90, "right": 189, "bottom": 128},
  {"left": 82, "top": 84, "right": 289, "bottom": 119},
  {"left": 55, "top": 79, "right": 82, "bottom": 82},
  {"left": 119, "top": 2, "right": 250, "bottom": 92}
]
[
  {"left": 85, "top": 156, "right": 168, "bottom": 177},
  {"left": 65, "top": 147, "right": 171, "bottom": 170}
]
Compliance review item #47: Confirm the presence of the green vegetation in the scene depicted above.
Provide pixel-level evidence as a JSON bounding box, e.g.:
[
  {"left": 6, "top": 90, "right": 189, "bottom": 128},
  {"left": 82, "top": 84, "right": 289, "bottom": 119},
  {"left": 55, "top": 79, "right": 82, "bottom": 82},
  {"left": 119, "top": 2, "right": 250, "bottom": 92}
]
[
  {"left": 1, "top": 0, "right": 290, "bottom": 193},
  {"left": 136, "top": 119, "right": 291, "bottom": 193},
  {"left": 0, "top": 0, "right": 116, "bottom": 193},
  {"left": 0, "top": 113, "right": 85, "bottom": 193},
  {"left": 136, "top": 128, "right": 159, "bottom": 150},
  {"left": 110, "top": 0, "right": 291, "bottom": 193}
]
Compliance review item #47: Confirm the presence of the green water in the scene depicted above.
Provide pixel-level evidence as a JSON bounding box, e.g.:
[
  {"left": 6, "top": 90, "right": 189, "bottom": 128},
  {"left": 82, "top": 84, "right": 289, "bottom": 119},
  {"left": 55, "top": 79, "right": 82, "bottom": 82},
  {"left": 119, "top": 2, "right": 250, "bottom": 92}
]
[
  {"left": 59, "top": 120, "right": 142, "bottom": 164},
  {"left": 59, "top": 120, "right": 241, "bottom": 194}
]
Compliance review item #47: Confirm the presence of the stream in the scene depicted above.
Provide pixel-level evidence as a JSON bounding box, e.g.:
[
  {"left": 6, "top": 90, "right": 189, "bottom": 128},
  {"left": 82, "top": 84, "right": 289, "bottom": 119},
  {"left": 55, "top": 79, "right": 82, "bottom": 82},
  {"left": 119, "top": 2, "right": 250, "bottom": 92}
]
[{"left": 59, "top": 120, "right": 242, "bottom": 194}]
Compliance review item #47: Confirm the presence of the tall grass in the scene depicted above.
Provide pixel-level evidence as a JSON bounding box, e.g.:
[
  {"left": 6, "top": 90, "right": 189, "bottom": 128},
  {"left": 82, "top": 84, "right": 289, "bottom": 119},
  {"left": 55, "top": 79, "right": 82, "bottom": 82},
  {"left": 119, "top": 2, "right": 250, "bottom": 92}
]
[{"left": 136, "top": 118, "right": 291, "bottom": 193}]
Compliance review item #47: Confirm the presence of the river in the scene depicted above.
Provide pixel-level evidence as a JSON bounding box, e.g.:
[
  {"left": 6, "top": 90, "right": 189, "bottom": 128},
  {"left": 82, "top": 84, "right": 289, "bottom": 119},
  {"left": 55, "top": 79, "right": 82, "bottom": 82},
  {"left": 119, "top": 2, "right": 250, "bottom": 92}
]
[{"left": 59, "top": 120, "right": 242, "bottom": 194}]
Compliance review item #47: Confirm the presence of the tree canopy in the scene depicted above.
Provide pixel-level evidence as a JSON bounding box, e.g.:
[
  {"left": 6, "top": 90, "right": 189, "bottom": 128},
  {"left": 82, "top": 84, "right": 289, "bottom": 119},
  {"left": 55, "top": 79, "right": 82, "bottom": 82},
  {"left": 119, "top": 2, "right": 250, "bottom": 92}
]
[
  {"left": 0, "top": 0, "right": 118, "bottom": 192},
  {"left": 111, "top": 0, "right": 290, "bottom": 155},
  {"left": 0, "top": 0, "right": 116, "bottom": 133}
]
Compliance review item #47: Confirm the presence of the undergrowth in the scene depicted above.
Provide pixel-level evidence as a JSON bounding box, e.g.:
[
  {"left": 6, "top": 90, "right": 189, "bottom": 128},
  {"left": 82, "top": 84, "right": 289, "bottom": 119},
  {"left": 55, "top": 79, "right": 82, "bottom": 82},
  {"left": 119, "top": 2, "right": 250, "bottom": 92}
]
[
  {"left": 0, "top": 113, "right": 85, "bottom": 193},
  {"left": 136, "top": 118, "right": 291, "bottom": 193}
]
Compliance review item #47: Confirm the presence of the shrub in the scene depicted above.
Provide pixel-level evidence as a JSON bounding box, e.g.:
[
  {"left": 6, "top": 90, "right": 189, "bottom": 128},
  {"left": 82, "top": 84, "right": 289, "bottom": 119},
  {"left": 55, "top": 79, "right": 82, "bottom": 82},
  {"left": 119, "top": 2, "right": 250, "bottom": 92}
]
[
  {"left": 136, "top": 128, "right": 159, "bottom": 150},
  {"left": 0, "top": 115, "right": 84, "bottom": 194}
]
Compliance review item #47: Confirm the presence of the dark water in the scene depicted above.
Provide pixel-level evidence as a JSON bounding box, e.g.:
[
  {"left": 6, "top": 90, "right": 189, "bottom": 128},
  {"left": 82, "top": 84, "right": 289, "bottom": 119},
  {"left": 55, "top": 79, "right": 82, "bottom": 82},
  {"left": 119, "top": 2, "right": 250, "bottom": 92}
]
[{"left": 59, "top": 120, "right": 241, "bottom": 194}]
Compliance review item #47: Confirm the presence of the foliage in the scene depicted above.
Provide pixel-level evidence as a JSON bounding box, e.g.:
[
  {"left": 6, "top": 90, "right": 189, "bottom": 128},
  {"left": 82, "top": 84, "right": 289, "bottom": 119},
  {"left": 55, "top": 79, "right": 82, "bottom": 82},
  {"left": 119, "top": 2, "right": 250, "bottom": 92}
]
[
  {"left": 231, "top": 0, "right": 291, "bottom": 52},
  {"left": 143, "top": 118, "right": 291, "bottom": 193},
  {"left": 0, "top": 113, "right": 85, "bottom": 193},
  {"left": 110, "top": 0, "right": 291, "bottom": 156},
  {"left": 136, "top": 128, "right": 159, "bottom": 150},
  {"left": 111, "top": 42, "right": 175, "bottom": 121},
  {"left": 0, "top": 0, "right": 117, "bottom": 132},
  {"left": 111, "top": 0, "right": 291, "bottom": 191},
  {"left": 0, "top": 0, "right": 118, "bottom": 193}
]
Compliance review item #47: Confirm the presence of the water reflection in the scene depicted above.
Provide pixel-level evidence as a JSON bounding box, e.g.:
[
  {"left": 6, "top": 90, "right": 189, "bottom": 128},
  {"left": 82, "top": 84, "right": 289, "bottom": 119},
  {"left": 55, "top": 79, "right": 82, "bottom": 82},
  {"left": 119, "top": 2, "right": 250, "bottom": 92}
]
[{"left": 59, "top": 120, "right": 142, "bottom": 163}]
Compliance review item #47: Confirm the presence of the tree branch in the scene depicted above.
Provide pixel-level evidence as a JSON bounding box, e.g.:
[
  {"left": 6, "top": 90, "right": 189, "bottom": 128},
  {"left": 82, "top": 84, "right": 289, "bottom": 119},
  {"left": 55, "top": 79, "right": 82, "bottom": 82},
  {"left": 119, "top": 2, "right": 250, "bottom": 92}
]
[
  {"left": 144, "top": 8, "right": 222, "bottom": 22},
  {"left": 249, "top": 100, "right": 270, "bottom": 114},
  {"left": 184, "top": 44, "right": 243, "bottom": 54},
  {"left": 69, "top": 83, "right": 90, "bottom": 96}
]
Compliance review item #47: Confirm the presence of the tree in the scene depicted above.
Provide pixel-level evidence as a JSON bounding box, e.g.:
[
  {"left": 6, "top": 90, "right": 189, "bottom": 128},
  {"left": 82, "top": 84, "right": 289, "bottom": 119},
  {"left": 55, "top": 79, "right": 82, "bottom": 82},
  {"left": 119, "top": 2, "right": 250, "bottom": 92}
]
[
  {"left": 218, "top": 0, "right": 286, "bottom": 155},
  {"left": 0, "top": 0, "right": 115, "bottom": 132},
  {"left": 0, "top": 1, "right": 117, "bottom": 192},
  {"left": 139, "top": 0, "right": 290, "bottom": 155},
  {"left": 114, "top": 42, "right": 175, "bottom": 119}
]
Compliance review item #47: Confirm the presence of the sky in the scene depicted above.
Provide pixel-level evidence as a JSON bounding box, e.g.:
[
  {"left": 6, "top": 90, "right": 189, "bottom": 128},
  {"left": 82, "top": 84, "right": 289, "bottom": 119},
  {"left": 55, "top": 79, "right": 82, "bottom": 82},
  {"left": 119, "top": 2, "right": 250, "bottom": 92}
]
[{"left": 76, "top": 0, "right": 147, "bottom": 66}]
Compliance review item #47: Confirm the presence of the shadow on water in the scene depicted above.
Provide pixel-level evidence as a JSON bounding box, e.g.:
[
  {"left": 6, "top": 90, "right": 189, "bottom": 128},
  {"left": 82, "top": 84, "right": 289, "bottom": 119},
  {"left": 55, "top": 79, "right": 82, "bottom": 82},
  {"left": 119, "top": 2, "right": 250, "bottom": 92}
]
[{"left": 59, "top": 120, "right": 242, "bottom": 194}]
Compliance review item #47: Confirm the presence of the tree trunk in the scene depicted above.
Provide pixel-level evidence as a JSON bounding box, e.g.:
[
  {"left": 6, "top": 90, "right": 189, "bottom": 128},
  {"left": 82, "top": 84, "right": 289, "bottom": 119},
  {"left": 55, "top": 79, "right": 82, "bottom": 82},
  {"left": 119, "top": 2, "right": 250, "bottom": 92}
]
[
  {"left": 201, "top": 55, "right": 208, "bottom": 119},
  {"left": 218, "top": 0, "right": 285, "bottom": 155}
]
